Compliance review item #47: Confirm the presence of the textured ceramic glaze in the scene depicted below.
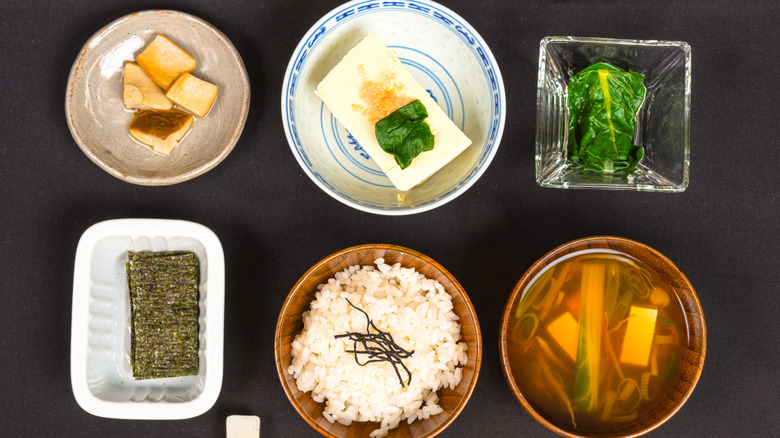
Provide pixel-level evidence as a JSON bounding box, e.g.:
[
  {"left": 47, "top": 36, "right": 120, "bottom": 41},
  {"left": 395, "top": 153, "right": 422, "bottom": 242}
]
[
  {"left": 275, "top": 244, "right": 482, "bottom": 438},
  {"left": 65, "top": 10, "right": 250, "bottom": 185},
  {"left": 282, "top": 0, "right": 505, "bottom": 214},
  {"left": 71, "top": 219, "right": 225, "bottom": 419},
  {"left": 498, "top": 236, "right": 706, "bottom": 438}
]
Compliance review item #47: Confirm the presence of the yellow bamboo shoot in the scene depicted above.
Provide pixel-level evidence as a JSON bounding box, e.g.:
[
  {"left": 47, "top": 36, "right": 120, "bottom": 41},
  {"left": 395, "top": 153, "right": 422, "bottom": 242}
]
[
  {"left": 166, "top": 73, "right": 218, "bottom": 118},
  {"left": 129, "top": 109, "right": 193, "bottom": 155},
  {"left": 123, "top": 62, "right": 172, "bottom": 110},
  {"left": 136, "top": 35, "right": 196, "bottom": 90}
]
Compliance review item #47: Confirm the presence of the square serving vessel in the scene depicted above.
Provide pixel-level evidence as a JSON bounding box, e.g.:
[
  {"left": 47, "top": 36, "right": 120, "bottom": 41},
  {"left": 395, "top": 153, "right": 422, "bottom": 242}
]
[
  {"left": 70, "top": 218, "right": 224, "bottom": 419},
  {"left": 536, "top": 36, "right": 691, "bottom": 191}
]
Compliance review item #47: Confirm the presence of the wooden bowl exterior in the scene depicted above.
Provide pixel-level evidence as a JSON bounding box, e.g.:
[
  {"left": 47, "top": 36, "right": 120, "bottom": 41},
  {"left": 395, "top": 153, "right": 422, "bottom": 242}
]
[
  {"left": 275, "top": 244, "right": 482, "bottom": 438},
  {"left": 499, "top": 236, "right": 706, "bottom": 438}
]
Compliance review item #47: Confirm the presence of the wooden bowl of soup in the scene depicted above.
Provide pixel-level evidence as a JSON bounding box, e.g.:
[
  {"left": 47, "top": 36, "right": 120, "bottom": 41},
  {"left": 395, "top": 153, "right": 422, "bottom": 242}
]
[
  {"left": 276, "top": 244, "right": 482, "bottom": 438},
  {"left": 499, "top": 236, "right": 705, "bottom": 437}
]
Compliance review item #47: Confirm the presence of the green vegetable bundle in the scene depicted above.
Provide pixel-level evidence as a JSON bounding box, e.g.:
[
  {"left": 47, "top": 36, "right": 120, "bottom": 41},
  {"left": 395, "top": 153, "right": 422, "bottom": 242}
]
[{"left": 567, "top": 62, "right": 646, "bottom": 173}]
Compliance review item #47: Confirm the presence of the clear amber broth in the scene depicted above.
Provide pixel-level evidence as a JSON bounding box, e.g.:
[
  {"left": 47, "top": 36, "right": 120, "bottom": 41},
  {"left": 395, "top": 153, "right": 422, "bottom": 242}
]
[{"left": 507, "top": 250, "right": 689, "bottom": 434}]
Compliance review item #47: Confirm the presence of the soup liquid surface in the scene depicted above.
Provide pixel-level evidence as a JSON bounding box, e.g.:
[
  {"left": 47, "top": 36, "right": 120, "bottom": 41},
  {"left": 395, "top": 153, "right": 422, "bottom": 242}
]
[{"left": 507, "top": 251, "right": 689, "bottom": 433}]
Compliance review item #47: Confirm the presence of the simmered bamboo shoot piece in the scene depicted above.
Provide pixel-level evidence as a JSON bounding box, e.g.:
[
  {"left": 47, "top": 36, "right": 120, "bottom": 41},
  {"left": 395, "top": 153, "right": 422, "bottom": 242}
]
[
  {"left": 135, "top": 35, "right": 196, "bottom": 90},
  {"left": 166, "top": 73, "right": 218, "bottom": 118},
  {"left": 129, "top": 109, "right": 193, "bottom": 155},
  {"left": 123, "top": 62, "right": 172, "bottom": 110}
]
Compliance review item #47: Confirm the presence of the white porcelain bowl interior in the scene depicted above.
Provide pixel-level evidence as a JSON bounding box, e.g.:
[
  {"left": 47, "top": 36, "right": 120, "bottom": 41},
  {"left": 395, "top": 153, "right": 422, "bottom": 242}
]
[{"left": 282, "top": 0, "right": 505, "bottom": 214}]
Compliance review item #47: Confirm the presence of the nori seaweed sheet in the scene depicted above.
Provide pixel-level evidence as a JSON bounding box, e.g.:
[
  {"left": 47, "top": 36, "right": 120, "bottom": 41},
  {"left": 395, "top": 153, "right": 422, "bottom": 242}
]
[{"left": 127, "top": 251, "right": 200, "bottom": 379}]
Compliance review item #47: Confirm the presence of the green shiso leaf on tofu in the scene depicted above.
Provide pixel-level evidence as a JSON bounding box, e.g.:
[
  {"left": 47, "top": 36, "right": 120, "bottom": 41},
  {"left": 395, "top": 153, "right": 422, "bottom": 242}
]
[
  {"left": 567, "top": 62, "right": 646, "bottom": 173},
  {"left": 127, "top": 251, "right": 199, "bottom": 379}
]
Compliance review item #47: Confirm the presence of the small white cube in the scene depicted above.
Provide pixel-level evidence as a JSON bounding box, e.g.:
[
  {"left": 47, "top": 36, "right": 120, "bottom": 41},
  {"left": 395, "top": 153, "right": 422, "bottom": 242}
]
[{"left": 226, "top": 415, "right": 260, "bottom": 438}]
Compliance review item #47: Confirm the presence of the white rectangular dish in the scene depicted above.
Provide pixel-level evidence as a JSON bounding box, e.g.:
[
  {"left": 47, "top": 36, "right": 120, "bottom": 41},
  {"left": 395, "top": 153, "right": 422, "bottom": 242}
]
[{"left": 70, "top": 218, "right": 224, "bottom": 419}]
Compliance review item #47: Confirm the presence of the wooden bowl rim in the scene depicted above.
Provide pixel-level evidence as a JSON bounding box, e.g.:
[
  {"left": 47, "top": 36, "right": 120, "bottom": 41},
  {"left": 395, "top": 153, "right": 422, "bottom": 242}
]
[
  {"left": 275, "top": 243, "right": 483, "bottom": 438},
  {"left": 498, "top": 236, "right": 707, "bottom": 438}
]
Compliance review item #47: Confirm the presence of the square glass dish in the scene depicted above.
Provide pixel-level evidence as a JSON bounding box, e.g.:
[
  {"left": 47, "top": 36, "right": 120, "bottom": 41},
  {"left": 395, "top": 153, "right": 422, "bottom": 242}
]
[
  {"left": 70, "top": 219, "right": 224, "bottom": 419},
  {"left": 536, "top": 36, "right": 691, "bottom": 191}
]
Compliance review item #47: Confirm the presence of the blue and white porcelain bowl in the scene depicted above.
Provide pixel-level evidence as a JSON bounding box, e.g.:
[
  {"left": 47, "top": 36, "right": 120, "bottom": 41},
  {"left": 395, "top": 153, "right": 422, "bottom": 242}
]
[{"left": 282, "top": 0, "right": 505, "bottom": 215}]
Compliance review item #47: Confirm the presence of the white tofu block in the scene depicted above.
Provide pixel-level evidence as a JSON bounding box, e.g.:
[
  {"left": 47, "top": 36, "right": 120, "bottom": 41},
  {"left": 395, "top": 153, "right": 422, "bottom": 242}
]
[
  {"left": 226, "top": 415, "right": 260, "bottom": 438},
  {"left": 315, "top": 33, "right": 471, "bottom": 191}
]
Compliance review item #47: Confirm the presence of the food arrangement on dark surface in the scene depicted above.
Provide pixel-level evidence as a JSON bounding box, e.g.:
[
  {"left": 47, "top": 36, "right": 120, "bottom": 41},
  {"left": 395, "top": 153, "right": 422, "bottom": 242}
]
[{"left": 5, "top": 0, "right": 776, "bottom": 437}]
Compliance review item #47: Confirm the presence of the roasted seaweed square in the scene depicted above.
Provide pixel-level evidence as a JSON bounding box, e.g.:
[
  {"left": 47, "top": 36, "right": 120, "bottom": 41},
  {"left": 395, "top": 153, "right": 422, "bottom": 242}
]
[{"left": 127, "top": 251, "right": 199, "bottom": 379}]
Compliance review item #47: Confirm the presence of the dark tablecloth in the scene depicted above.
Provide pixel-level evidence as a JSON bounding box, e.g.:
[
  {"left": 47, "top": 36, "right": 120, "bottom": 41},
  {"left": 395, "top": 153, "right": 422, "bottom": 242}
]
[{"left": 1, "top": 0, "right": 778, "bottom": 436}]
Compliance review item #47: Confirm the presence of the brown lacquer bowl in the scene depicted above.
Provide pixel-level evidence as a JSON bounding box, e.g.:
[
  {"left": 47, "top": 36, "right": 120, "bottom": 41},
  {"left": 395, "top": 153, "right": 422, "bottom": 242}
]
[
  {"left": 275, "top": 244, "right": 482, "bottom": 438},
  {"left": 499, "top": 236, "right": 706, "bottom": 437}
]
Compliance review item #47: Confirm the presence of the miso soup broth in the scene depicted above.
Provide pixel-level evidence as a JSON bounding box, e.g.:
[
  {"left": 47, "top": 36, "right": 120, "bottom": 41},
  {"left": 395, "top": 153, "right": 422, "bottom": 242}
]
[{"left": 507, "top": 250, "right": 689, "bottom": 434}]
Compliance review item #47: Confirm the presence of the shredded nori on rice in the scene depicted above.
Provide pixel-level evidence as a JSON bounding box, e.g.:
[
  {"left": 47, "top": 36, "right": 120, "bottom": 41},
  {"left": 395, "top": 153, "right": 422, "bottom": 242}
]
[
  {"left": 335, "top": 299, "right": 415, "bottom": 387},
  {"left": 127, "top": 251, "right": 199, "bottom": 379}
]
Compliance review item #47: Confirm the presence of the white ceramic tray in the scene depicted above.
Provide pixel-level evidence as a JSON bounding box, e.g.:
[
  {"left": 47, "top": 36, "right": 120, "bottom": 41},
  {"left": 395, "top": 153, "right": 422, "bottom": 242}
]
[{"left": 70, "top": 219, "right": 224, "bottom": 419}]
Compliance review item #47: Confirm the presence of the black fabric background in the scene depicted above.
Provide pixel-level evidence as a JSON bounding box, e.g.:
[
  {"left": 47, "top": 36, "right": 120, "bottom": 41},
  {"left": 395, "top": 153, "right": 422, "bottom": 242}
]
[{"left": 1, "top": 0, "right": 778, "bottom": 436}]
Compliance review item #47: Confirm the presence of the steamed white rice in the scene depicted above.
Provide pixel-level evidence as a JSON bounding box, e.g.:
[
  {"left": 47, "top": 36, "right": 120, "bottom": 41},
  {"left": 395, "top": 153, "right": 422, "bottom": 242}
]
[{"left": 288, "top": 258, "right": 468, "bottom": 437}]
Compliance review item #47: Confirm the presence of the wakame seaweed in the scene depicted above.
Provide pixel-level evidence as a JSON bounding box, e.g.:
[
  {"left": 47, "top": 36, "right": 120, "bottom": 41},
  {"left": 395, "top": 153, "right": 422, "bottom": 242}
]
[
  {"left": 567, "top": 62, "right": 646, "bottom": 173},
  {"left": 374, "top": 99, "right": 435, "bottom": 170},
  {"left": 127, "top": 251, "right": 199, "bottom": 379}
]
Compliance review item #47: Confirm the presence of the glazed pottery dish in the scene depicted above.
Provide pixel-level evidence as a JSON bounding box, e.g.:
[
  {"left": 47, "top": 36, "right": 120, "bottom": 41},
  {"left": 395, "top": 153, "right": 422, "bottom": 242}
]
[
  {"left": 70, "top": 219, "right": 225, "bottom": 419},
  {"left": 282, "top": 0, "right": 505, "bottom": 214},
  {"left": 275, "top": 244, "right": 482, "bottom": 437},
  {"left": 499, "top": 236, "right": 705, "bottom": 437},
  {"left": 65, "top": 10, "right": 250, "bottom": 185}
]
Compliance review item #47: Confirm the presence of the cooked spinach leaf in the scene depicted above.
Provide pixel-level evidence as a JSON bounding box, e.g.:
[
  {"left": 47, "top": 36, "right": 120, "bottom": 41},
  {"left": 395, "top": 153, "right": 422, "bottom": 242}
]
[
  {"left": 567, "top": 62, "right": 646, "bottom": 173},
  {"left": 375, "top": 99, "right": 434, "bottom": 169}
]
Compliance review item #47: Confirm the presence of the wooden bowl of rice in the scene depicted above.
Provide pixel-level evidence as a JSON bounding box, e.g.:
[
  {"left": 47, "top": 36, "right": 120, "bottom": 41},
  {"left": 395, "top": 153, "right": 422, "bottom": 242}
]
[{"left": 275, "top": 244, "right": 482, "bottom": 438}]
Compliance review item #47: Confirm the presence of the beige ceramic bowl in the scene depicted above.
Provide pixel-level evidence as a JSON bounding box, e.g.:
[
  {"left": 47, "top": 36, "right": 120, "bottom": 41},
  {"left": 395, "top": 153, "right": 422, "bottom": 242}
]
[
  {"left": 275, "top": 244, "right": 482, "bottom": 438},
  {"left": 65, "top": 10, "right": 250, "bottom": 185},
  {"left": 499, "top": 236, "right": 706, "bottom": 437}
]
